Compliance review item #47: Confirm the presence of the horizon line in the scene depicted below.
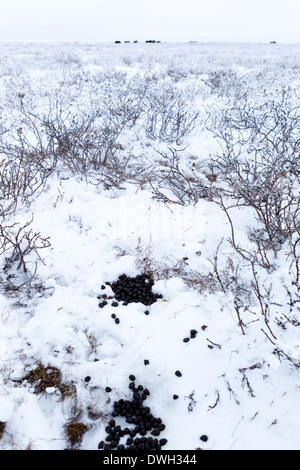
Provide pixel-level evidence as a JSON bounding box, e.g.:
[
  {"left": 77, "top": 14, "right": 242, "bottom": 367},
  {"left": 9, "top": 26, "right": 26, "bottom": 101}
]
[{"left": 0, "top": 38, "right": 299, "bottom": 45}]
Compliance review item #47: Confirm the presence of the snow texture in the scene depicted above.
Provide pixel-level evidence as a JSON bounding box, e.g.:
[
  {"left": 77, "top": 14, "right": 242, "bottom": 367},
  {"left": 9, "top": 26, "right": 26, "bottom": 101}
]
[{"left": 0, "top": 41, "right": 299, "bottom": 451}]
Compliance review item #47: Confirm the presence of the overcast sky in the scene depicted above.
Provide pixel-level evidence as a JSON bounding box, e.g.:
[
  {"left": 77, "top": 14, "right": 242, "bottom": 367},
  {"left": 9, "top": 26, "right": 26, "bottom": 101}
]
[{"left": 0, "top": 0, "right": 299, "bottom": 43}]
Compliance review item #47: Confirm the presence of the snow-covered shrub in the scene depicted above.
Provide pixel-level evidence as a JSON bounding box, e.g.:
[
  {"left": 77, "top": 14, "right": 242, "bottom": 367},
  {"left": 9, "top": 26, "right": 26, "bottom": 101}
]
[
  {"left": 144, "top": 81, "right": 200, "bottom": 144},
  {"left": 0, "top": 215, "right": 51, "bottom": 295},
  {"left": 208, "top": 86, "right": 300, "bottom": 264}
]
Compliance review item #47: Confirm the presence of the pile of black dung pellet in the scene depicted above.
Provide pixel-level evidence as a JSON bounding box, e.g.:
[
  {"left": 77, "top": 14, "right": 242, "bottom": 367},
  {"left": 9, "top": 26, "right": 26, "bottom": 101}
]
[
  {"left": 98, "top": 375, "right": 167, "bottom": 451},
  {"left": 110, "top": 273, "right": 163, "bottom": 306}
]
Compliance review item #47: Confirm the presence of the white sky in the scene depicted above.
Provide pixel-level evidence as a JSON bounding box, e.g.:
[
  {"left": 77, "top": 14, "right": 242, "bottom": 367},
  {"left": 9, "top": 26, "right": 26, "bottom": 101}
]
[{"left": 0, "top": 0, "right": 299, "bottom": 43}]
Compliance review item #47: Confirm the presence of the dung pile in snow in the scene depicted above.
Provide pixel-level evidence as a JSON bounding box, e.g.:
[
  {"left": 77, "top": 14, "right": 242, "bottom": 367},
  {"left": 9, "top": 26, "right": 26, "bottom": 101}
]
[
  {"left": 98, "top": 375, "right": 167, "bottom": 451},
  {"left": 105, "top": 273, "right": 163, "bottom": 306}
]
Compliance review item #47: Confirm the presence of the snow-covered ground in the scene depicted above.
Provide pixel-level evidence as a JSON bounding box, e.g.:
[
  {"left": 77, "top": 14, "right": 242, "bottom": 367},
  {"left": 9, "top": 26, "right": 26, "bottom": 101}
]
[{"left": 0, "top": 41, "right": 299, "bottom": 451}]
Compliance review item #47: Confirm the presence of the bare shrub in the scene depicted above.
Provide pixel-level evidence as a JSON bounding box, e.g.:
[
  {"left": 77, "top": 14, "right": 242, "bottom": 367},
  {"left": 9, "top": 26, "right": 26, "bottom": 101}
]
[
  {"left": 207, "top": 87, "right": 300, "bottom": 265},
  {"left": 0, "top": 112, "right": 53, "bottom": 217},
  {"left": 144, "top": 83, "right": 200, "bottom": 144},
  {"left": 145, "top": 146, "right": 210, "bottom": 205},
  {"left": 0, "top": 215, "right": 51, "bottom": 274},
  {"left": 202, "top": 68, "right": 247, "bottom": 100}
]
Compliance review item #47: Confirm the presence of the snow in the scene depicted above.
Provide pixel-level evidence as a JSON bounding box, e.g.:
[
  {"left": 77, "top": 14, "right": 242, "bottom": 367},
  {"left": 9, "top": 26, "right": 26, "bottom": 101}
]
[{"left": 0, "top": 41, "right": 299, "bottom": 451}]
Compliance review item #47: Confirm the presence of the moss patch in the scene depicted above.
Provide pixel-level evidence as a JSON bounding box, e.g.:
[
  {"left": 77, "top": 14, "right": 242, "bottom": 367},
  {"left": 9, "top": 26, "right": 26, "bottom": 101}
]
[
  {"left": 22, "top": 363, "right": 75, "bottom": 398},
  {"left": 0, "top": 421, "right": 5, "bottom": 439},
  {"left": 65, "top": 422, "right": 88, "bottom": 449}
]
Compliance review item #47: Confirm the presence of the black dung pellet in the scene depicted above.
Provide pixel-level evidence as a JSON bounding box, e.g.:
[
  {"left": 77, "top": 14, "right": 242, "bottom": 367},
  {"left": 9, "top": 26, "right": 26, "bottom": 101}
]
[
  {"left": 160, "top": 438, "right": 168, "bottom": 447},
  {"left": 105, "top": 386, "right": 112, "bottom": 393},
  {"left": 110, "top": 440, "right": 118, "bottom": 448},
  {"left": 84, "top": 375, "right": 91, "bottom": 382},
  {"left": 144, "top": 359, "right": 149, "bottom": 365},
  {"left": 98, "top": 440, "right": 105, "bottom": 449},
  {"left": 115, "top": 318, "right": 120, "bottom": 324},
  {"left": 173, "top": 394, "right": 179, "bottom": 400},
  {"left": 111, "top": 313, "right": 116, "bottom": 318},
  {"left": 144, "top": 310, "right": 150, "bottom": 315},
  {"left": 101, "top": 285, "right": 106, "bottom": 290},
  {"left": 190, "top": 329, "right": 198, "bottom": 338},
  {"left": 200, "top": 434, "right": 208, "bottom": 442},
  {"left": 112, "top": 301, "right": 119, "bottom": 307},
  {"left": 175, "top": 370, "right": 182, "bottom": 377},
  {"left": 183, "top": 337, "right": 190, "bottom": 343},
  {"left": 129, "top": 374, "right": 136, "bottom": 381}
]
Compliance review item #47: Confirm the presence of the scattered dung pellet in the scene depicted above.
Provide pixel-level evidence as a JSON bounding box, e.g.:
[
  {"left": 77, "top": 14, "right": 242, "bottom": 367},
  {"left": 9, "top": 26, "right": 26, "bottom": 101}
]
[
  {"left": 84, "top": 376, "right": 91, "bottom": 383},
  {"left": 200, "top": 434, "right": 208, "bottom": 442},
  {"left": 111, "top": 313, "right": 116, "bottom": 319},
  {"left": 173, "top": 394, "right": 179, "bottom": 400},
  {"left": 98, "top": 440, "right": 105, "bottom": 449},
  {"left": 129, "top": 374, "right": 136, "bottom": 381},
  {"left": 105, "top": 386, "right": 112, "bottom": 393},
  {"left": 175, "top": 370, "right": 182, "bottom": 377},
  {"left": 190, "top": 329, "right": 198, "bottom": 338},
  {"left": 144, "top": 359, "right": 149, "bottom": 366},
  {"left": 183, "top": 337, "right": 190, "bottom": 343},
  {"left": 101, "top": 285, "right": 106, "bottom": 290},
  {"left": 114, "top": 318, "right": 120, "bottom": 324},
  {"left": 111, "top": 301, "right": 119, "bottom": 307},
  {"left": 144, "top": 310, "right": 150, "bottom": 315}
]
